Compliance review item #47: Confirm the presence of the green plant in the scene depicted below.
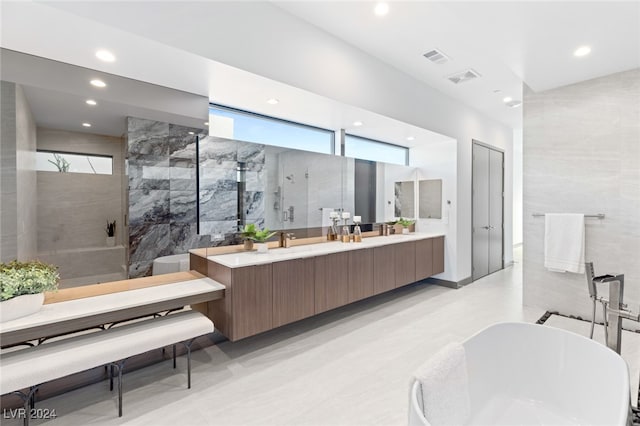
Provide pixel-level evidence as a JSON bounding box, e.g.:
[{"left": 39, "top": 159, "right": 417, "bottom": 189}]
[
  {"left": 239, "top": 223, "right": 257, "bottom": 240},
  {"left": 396, "top": 217, "right": 415, "bottom": 227},
  {"left": 251, "top": 227, "right": 277, "bottom": 243},
  {"left": 105, "top": 220, "right": 116, "bottom": 237},
  {"left": 0, "top": 260, "right": 59, "bottom": 301},
  {"left": 48, "top": 153, "right": 70, "bottom": 172}
]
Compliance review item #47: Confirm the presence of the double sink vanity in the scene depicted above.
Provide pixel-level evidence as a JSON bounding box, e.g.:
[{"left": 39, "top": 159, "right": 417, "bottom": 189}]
[{"left": 190, "top": 232, "right": 445, "bottom": 341}]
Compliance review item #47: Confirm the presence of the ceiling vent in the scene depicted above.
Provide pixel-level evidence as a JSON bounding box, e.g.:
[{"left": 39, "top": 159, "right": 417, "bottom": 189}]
[
  {"left": 447, "top": 69, "right": 481, "bottom": 84},
  {"left": 423, "top": 49, "right": 449, "bottom": 64}
]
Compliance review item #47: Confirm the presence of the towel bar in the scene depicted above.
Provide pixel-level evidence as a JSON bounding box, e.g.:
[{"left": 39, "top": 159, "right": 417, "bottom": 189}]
[{"left": 532, "top": 213, "right": 605, "bottom": 219}]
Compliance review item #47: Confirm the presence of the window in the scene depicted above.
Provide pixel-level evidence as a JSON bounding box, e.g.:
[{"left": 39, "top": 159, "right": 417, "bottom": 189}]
[
  {"left": 209, "top": 104, "right": 334, "bottom": 154},
  {"left": 36, "top": 150, "right": 113, "bottom": 175},
  {"left": 344, "top": 135, "right": 409, "bottom": 165}
]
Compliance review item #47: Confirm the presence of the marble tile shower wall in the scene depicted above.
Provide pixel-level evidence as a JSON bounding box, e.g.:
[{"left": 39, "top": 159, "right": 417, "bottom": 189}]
[
  {"left": 127, "top": 122, "right": 267, "bottom": 278},
  {"left": 127, "top": 117, "right": 209, "bottom": 278},
  {"left": 198, "top": 135, "right": 265, "bottom": 236}
]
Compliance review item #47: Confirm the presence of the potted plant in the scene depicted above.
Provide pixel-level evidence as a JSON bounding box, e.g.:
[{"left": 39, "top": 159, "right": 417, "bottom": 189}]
[
  {"left": 0, "top": 260, "right": 59, "bottom": 322},
  {"left": 239, "top": 223, "right": 257, "bottom": 250},
  {"left": 106, "top": 220, "right": 116, "bottom": 246},
  {"left": 251, "top": 227, "right": 277, "bottom": 253},
  {"left": 397, "top": 217, "right": 416, "bottom": 234}
]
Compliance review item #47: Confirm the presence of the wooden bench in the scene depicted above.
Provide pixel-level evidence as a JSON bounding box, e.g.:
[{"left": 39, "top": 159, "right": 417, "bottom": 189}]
[{"left": 0, "top": 310, "right": 214, "bottom": 425}]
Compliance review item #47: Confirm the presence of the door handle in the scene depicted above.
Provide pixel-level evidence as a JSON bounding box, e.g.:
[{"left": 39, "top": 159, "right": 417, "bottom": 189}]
[
  {"left": 283, "top": 211, "right": 288, "bottom": 222},
  {"left": 482, "top": 226, "right": 490, "bottom": 230}
]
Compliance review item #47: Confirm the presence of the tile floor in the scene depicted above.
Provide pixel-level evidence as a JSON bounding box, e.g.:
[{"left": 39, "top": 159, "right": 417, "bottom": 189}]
[{"left": 3, "top": 249, "right": 548, "bottom": 425}]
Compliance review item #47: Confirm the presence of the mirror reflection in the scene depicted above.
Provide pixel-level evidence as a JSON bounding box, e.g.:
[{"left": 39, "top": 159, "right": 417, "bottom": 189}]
[{"left": 419, "top": 179, "right": 443, "bottom": 219}]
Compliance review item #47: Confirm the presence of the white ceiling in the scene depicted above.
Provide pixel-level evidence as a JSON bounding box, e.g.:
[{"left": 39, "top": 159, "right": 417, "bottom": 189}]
[
  {"left": 275, "top": 1, "right": 639, "bottom": 127},
  {"left": 1, "top": 1, "right": 638, "bottom": 138}
]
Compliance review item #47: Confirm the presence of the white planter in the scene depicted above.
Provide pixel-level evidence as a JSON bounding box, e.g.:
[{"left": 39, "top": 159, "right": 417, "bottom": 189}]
[
  {"left": 256, "top": 242, "right": 269, "bottom": 253},
  {"left": 402, "top": 228, "right": 410, "bottom": 234},
  {"left": 0, "top": 293, "right": 45, "bottom": 323},
  {"left": 106, "top": 236, "right": 115, "bottom": 247}
]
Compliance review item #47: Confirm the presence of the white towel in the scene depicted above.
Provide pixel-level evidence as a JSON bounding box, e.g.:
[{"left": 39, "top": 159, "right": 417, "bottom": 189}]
[
  {"left": 414, "top": 343, "right": 470, "bottom": 426},
  {"left": 544, "top": 213, "right": 585, "bottom": 274}
]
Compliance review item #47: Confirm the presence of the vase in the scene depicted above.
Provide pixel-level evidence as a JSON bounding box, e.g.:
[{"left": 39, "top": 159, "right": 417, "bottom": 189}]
[
  {"left": 244, "top": 240, "right": 254, "bottom": 251},
  {"left": 402, "top": 227, "right": 410, "bottom": 234},
  {"left": 256, "top": 242, "right": 269, "bottom": 253},
  {"left": 0, "top": 293, "right": 45, "bottom": 323},
  {"left": 106, "top": 236, "right": 115, "bottom": 247}
]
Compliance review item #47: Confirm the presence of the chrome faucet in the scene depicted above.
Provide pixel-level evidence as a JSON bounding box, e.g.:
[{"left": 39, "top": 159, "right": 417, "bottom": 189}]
[
  {"left": 280, "top": 232, "right": 296, "bottom": 248},
  {"left": 601, "top": 273, "right": 640, "bottom": 354}
]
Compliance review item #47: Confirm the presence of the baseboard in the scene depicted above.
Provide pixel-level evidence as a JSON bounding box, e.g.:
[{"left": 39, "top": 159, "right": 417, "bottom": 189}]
[{"left": 426, "top": 275, "right": 472, "bottom": 289}]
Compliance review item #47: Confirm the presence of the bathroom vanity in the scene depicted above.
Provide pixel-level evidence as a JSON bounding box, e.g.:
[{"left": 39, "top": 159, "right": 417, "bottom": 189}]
[{"left": 190, "top": 233, "right": 444, "bottom": 341}]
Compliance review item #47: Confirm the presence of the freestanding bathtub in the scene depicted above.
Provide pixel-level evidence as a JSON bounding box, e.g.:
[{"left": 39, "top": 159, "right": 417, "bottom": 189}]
[{"left": 409, "top": 322, "right": 630, "bottom": 425}]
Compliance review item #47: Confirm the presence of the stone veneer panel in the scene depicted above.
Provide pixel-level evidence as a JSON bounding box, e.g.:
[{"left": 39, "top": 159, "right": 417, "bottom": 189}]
[
  {"left": 523, "top": 69, "right": 640, "bottom": 327},
  {"left": 128, "top": 117, "right": 209, "bottom": 278}
]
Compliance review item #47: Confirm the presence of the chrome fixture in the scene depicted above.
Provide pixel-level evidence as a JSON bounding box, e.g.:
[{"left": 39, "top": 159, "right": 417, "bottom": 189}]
[
  {"left": 603, "top": 273, "right": 639, "bottom": 354},
  {"left": 279, "top": 232, "right": 295, "bottom": 248},
  {"left": 585, "top": 262, "right": 609, "bottom": 342}
]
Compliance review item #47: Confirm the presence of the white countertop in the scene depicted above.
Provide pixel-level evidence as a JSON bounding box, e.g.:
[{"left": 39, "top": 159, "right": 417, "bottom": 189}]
[
  {"left": 0, "top": 278, "right": 225, "bottom": 334},
  {"left": 208, "top": 232, "right": 445, "bottom": 268}
]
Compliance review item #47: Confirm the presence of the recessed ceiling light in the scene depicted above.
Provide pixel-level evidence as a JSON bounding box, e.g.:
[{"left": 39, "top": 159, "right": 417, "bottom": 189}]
[
  {"left": 90, "top": 79, "right": 106, "bottom": 88},
  {"left": 406, "top": 136, "right": 415, "bottom": 141},
  {"left": 574, "top": 46, "right": 591, "bottom": 57},
  {"left": 353, "top": 121, "right": 363, "bottom": 127},
  {"left": 502, "top": 97, "right": 512, "bottom": 103},
  {"left": 266, "top": 98, "right": 279, "bottom": 105},
  {"left": 82, "top": 122, "right": 92, "bottom": 127},
  {"left": 204, "top": 122, "right": 209, "bottom": 126},
  {"left": 188, "top": 131, "right": 195, "bottom": 135},
  {"left": 374, "top": 2, "right": 389, "bottom": 16},
  {"left": 85, "top": 99, "right": 97, "bottom": 106},
  {"left": 95, "top": 49, "right": 116, "bottom": 62}
]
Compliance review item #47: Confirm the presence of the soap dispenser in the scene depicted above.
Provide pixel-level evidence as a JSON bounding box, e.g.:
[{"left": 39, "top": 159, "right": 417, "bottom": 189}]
[
  {"left": 353, "top": 216, "right": 362, "bottom": 242},
  {"left": 328, "top": 211, "right": 339, "bottom": 241},
  {"left": 341, "top": 212, "right": 351, "bottom": 243}
]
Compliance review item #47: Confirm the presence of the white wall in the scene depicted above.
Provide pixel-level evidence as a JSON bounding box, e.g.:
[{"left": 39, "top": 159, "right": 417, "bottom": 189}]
[
  {"left": 523, "top": 69, "right": 640, "bottom": 327},
  {"left": 412, "top": 139, "right": 458, "bottom": 281}
]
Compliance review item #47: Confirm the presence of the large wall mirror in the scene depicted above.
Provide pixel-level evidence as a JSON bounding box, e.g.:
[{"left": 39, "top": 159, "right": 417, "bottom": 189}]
[{"left": 2, "top": 48, "right": 429, "bottom": 285}]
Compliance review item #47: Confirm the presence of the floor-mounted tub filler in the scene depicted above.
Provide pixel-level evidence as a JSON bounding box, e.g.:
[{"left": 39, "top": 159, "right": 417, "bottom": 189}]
[{"left": 409, "top": 322, "right": 630, "bottom": 426}]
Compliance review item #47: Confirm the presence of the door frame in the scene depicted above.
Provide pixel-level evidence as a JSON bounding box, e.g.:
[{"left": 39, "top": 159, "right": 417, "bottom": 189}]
[{"left": 471, "top": 139, "right": 504, "bottom": 281}]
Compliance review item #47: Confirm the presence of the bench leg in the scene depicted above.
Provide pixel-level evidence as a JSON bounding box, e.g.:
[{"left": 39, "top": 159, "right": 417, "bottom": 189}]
[
  {"left": 109, "top": 360, "right": 126, "bottom": 417},
  {"left": 173, "top": 344, "right": 177, "bottom": 369},
  {"left": 11, "top": 385, "right": 39, "bottom": 426},
  {"left": 180, "top": 339, "right": 196, "bottom": 389}
]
